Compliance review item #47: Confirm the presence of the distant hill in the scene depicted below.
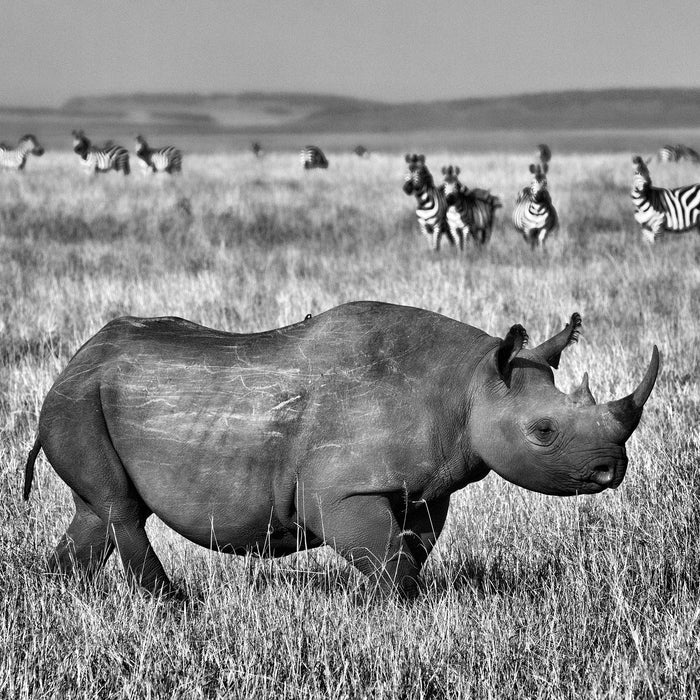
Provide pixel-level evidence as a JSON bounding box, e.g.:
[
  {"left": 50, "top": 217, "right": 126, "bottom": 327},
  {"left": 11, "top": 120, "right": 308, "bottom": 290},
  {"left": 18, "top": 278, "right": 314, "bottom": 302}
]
[{"left": 58, "top": 88, "right": 700, "bottom": 132}]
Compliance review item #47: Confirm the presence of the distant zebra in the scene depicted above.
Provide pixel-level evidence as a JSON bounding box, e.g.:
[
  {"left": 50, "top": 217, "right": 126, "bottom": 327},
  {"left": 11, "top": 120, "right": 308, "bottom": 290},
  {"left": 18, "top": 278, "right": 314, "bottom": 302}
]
[
  {"left": 441, "top": 165, "right": 502, "bottom": 248},
  {"left": 631, "top": 155, "right": 700, "bottom": 242},
  {"left": 353, "top": 145, "right": 370, "bottom": 158},
  {"left": 251, "top": 141, "right": 263, "bottom": 158},
  {"left": 402, "top": 153, "right": 451, "bottom": 251},
  {"left": 300, "top": 145, "right": 328, "bottom": 169},
  {"left": 0, "top": 134, "right": 44, "bottom": 170},
  {"left": 134, "top": 135, "right": 182, "bottom": 174},
  {"left": 658, "top": 144, "right": 700, "bottom": 163},
  {"left": 512, "top": 162, "right": 558, "bottom": 248},
  {"left": 536, "top": 143, "right": 552, "bottom": 172},
  {"left": 72, "top": 130, "right": 130, "bottom": 175}
]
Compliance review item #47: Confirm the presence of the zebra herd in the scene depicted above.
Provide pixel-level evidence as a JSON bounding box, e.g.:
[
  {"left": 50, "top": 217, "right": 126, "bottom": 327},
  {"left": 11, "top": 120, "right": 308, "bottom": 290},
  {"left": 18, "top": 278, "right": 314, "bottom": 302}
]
[
  {"left": 404, "top": 143, "right": 700, "bottom": 250},
  {"left": 3, "top": 131, "right": 700, "bottom": 246},
  {"left": 403, "top": 145, "right": 558, "bottom": 251},
  {"left": 0, "top": 132, "right": 183, "bottom": 175}
]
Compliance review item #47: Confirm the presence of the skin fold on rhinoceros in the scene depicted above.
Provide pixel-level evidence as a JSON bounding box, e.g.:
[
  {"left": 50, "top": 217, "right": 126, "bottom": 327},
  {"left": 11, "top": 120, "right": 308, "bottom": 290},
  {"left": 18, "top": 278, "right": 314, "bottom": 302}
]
[{"left": 23, "top": 301, "right": 659, "bottom": 599}]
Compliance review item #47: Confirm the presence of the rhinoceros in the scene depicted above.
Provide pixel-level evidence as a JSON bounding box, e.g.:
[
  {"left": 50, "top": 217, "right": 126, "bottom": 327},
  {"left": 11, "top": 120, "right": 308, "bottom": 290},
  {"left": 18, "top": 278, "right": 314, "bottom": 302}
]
[{"left": 24, "top": 301, "right": 659, "bottom": 598}]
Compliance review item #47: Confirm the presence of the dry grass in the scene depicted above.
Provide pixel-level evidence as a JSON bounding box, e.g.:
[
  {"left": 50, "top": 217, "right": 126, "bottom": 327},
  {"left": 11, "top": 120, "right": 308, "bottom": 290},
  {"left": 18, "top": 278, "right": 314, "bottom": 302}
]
[{"left": 1, "top": 150, "right": 699, "bottom": 699}]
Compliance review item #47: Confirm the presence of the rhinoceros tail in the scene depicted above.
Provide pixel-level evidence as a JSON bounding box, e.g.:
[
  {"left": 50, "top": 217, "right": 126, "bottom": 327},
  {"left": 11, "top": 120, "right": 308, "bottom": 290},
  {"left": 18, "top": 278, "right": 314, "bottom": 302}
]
[{"left": 23, "top": 437, "right": 42, "bottom": 501}]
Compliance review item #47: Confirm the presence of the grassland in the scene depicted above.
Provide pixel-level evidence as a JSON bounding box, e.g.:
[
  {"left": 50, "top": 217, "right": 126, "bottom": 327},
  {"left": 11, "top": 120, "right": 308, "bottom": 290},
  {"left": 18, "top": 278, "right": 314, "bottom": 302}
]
[{"left": 0, "top": 150, "right": 699, "bottom": 699}]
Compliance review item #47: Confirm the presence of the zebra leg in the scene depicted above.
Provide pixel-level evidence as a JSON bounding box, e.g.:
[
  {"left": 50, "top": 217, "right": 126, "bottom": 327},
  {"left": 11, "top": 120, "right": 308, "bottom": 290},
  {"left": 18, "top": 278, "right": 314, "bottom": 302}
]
[
  {"left": 451, "top": 225, "right": 464, "bottom": 251},
  {"left": 641, "top": 226, "right": 657, "bottom": 244}
]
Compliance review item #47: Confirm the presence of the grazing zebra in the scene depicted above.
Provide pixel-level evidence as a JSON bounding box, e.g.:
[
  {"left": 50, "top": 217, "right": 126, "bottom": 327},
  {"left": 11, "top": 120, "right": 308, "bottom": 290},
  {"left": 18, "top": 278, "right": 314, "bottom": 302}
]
[
  {"left": 631, "top": 155, "right": 700, "bottom": 242},
  {"left": 72, "top": 130, "right": 130, "bottom": 175},
  {"left": 441, "top": 165, "right": 501, "bottom": 248},
  {"left": 0, "top": 134, "right": 44, "bottom": 170},
  {"left": 251, "top": 141, "right": 263, "bottom": 158},
  {"left": 134, "top": 135, "right": 182, "bottom": 174},
  {"left": 300, "top": 145, "right": 328, "bottom": 169},
  {"left": 512, "top": 162, "right": 559, "bottom": 248},
  {"left": 658, "top": 144, "right": 700, "bottom": 163},
  {"left": 402, "top": 153, "right": 451, "bottom": 251},
  {"left": 353, "top": 145, "right": 370, "bottom": 158}
]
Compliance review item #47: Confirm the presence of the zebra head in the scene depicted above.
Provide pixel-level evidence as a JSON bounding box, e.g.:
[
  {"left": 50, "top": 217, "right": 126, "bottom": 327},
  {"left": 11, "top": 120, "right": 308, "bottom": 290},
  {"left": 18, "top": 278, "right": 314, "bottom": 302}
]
[
  {"left": 353, "top": 145, "right": 369, "bottom": 158},
  {"left": 528, "top": 163, "right": 549, "bottom": 197},
  {"left": 440, "top": 165, "right": 464, "bottom": 205},
  {"left": 632, "top": 155, "right": 651, "bottom": 191},
  {"left": 403, "top": 153, "right": 433, "bottom": 194},
  {"left": 536, "top": 144, "right": 551, "bottom": 173},
  {"left": 72, "top": 130, "right": 90, "bottom": 158},
  {"left": 20, "top": 134, "right": 44, "bottom": 156}
]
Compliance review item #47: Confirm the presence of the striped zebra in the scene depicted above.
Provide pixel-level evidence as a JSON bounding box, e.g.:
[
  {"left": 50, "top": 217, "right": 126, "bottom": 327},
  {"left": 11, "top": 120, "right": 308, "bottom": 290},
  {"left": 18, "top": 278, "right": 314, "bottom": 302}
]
[
  {"left": 441, "top": 165, "right": 501, "bottom": 248},
  {"left": 353, "top": 145, "right": 370, "bottom": 158},
  {"left": 631, "top": 155, "right": 700, "bottom": 242},
  {"left": 402, "top": 153, "right": 451, "bottom": 251},
  {"left": 0, "top": 134, "right": 44, "bottom": 170},
  {"left": 300, "top": 145, "right": 328, "bottom": 169},
  {"left": 512, "top": 162, "right": 559, "bottom": 248},
  {"left": 72, "top": 130, "right": 130, "bottom": 175},
  {"left": 134, "top": 135, "right": 182, "bottom": 174},
  {"left": 658, "top": 144, "right": 700, "bottom": 164}
]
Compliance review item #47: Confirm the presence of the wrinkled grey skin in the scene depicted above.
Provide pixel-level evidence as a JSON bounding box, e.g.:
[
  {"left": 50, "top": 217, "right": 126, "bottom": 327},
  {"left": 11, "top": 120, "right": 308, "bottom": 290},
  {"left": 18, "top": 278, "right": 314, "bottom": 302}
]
[{"left": 24, "top": 302, "right": 659, "bottom": 599}]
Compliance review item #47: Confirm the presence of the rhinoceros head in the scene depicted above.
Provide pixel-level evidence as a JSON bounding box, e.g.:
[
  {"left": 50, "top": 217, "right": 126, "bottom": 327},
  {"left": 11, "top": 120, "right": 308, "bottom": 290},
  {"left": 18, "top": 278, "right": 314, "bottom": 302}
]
[{"left": 469, "top": 314, "right": 659, "bottom": 496}]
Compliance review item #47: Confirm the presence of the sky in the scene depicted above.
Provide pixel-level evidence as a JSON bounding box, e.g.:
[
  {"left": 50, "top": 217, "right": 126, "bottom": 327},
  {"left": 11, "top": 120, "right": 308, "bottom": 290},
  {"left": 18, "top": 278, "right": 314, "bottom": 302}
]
[{"left": 3, "top": 1, "right": 700, "bottom": 107}]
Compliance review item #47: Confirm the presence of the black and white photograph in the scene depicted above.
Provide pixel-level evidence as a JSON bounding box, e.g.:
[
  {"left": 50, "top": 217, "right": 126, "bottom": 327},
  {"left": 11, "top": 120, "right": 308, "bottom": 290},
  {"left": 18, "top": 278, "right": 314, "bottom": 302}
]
[{"left": 1, "top": 2, "right": 698, "bottom": 697}]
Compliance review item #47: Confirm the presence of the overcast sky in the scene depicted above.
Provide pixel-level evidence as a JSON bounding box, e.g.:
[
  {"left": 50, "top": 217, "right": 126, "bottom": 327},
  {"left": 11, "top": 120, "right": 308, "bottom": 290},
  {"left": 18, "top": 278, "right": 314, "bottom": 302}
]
[{"left": 3, "top": 1, "right": 700, "bottom": 107}]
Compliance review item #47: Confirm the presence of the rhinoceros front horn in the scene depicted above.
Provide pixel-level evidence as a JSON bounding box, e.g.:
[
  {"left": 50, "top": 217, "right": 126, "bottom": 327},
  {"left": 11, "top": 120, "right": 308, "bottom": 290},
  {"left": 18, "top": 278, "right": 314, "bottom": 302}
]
[{"left": 604, "top": 346, "right": 660, "bottom": 441}]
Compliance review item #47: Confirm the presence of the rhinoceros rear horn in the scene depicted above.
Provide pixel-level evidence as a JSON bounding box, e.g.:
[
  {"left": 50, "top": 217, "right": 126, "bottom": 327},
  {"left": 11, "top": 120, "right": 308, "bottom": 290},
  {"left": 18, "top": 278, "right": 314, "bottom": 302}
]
[
  {"left": 497, "top": 324, "right": 528, "bottom": 380},
  {"left": 568, "top": 372, "right": 596, "bottom": 406},
  {"left": 533, "top": 313, "right": 582, "bottom": 369},
  {"left": 604, "top": 346, "right": 660, "bottom": 441}
]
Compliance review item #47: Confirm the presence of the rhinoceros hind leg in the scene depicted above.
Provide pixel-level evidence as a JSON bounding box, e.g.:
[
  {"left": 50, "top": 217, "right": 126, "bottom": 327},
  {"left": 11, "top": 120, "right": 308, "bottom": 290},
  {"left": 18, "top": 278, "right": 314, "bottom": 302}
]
[
  {"left": 49, "top": 492, "right": 114, "bottom": 579},
  {"left": 319, "top": 494, "right": 420, "bottom": 599},
  {"left": 109, "top": 521, "right": 176, "bottom": 598}
]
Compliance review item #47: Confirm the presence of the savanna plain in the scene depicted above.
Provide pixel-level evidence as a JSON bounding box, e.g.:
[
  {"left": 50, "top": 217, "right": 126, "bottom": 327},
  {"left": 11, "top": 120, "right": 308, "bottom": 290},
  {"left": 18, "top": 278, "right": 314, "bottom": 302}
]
[{"left": 0, "top": 149, "right": 699, "bottom": 699}]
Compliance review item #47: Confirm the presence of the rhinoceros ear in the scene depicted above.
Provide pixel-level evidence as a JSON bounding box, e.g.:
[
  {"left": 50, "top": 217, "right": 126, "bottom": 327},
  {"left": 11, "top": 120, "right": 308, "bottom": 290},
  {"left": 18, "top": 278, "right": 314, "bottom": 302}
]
[
  {"left": 533, "top": 313, "right": 582, "bottom": 369},
  {"left": 497, "top": 324, "right": 528, "bottom": 380}
]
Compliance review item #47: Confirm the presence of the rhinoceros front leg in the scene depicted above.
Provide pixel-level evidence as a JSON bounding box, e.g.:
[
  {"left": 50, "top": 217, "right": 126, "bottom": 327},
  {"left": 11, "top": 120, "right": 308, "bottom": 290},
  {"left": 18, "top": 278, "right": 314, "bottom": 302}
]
[
  {"left": 49, "top": 491, "right": 115, "bottom": 579},
  {"left": 399, "top": 495, "right": 450, "bottom": 569},
  {"left": 317, "top": 494, "right": 421, "bottom": 599}
]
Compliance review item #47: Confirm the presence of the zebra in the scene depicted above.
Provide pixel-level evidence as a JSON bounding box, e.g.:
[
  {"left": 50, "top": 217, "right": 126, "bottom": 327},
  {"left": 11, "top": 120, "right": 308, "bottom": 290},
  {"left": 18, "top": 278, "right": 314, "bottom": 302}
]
[
  {"left": 658, "top": 144, "right": 700, "bottom": 164},
  {"left": 0, "top": 134, "right": 44, "bottom": 170},
  {"left": 402, "top": 153, "right": 451, "bottom": 251},
  {"left": 512, "top": 162, "right": 559, "bottom": 248},
  {"left": 631, "top": 155, "right": 700, "bottom": 242},
  {"left": 536, "top": 143, "right": 552, "bottom": 172},
  {"left": 72, "top": 130, "right": 130, "bottom": 175},
  {"left": 134, "top": 135, "right": 182, "bottom": 174},
  {"left": 353, "top": 145, "right": 370, "bottom": 158},
  {"left": 440, "top": 165, "right": 502, "bottom": 249},
  {"left": 251, "top": 141, "right": 263, "bottom": 158},
  {"left": 300, "top": 145, "right": 328, "bottom": 169}
]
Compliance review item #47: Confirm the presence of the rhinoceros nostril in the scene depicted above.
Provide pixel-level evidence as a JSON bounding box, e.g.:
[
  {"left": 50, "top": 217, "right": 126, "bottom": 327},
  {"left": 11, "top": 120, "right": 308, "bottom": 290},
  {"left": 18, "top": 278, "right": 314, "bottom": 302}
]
[{"left": 590, "top": 464, "right": 615, "bottom": 486}]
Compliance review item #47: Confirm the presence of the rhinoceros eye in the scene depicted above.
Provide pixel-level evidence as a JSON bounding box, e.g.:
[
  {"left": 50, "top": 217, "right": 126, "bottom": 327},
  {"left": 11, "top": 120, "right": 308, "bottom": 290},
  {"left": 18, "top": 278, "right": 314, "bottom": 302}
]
[{"left": 528, "top": 419, "right": 558, "bottom": 445}]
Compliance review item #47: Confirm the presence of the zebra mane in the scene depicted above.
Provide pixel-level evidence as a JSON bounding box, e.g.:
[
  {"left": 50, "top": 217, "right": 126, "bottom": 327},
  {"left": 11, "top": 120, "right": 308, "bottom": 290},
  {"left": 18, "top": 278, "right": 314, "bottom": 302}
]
[{"left": 632, "top": 155, "right": 651, "bottom": 180}]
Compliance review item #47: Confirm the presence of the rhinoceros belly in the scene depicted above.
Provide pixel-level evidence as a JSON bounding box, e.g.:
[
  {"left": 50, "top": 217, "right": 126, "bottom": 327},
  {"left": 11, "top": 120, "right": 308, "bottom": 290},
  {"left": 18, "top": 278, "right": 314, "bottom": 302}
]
[{"left": 100, "top": 359, "right": 306, "bottom": 552}]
